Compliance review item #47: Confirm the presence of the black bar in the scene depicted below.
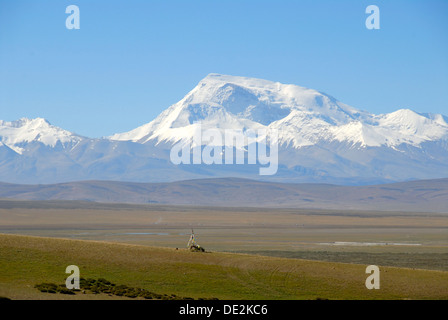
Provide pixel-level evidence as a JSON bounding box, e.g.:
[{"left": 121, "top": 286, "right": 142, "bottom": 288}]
[{"left": 0, "top": 300, "right": 444, "bottom": 319}]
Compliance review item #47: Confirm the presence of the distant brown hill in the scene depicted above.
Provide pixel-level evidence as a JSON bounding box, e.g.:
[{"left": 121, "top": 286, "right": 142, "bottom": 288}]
[{"left": 0, "top": 177, "right": 447, "bottom": 213}]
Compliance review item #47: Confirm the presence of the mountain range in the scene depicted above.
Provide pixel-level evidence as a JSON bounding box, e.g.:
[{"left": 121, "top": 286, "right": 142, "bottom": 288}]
[{"left": 1, "top": 74, "right": 448, "bottom": 185}]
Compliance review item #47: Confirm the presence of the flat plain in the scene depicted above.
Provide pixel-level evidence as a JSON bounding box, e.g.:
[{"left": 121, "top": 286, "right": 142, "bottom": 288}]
[{"left": 0, "top": 200, "right": 447, "bottom": 299}]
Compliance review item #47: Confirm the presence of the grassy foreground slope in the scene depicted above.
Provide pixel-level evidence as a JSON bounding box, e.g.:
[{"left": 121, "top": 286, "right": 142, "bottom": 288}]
[{"left": 0, "top": 234, "right": 447, "bottom": 300}]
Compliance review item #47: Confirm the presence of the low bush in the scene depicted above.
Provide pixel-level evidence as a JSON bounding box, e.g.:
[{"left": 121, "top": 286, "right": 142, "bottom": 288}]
[{"left": 35, "top": 278, "right": 219, "bottom": 300}]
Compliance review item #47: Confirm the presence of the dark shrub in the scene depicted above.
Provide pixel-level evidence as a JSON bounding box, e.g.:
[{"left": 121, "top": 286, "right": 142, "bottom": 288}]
[{"left": 58, "top": 287, "right": 76, "bottom": 295}]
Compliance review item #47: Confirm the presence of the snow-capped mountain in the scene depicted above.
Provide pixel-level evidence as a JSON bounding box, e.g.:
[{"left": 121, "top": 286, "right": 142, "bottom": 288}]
[
  {"left": 111, "top": 74, "right": 448, "bottom": 149},
  {"left": 0, "top": 118, "right": 83, "bottom": 154},
  {"left": 1, "top": 74, "right": 448, "bottom": 184}
]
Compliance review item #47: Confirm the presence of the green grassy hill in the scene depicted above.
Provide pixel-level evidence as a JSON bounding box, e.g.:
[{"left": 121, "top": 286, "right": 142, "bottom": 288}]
[{"left": 0, "top": 234, "right": 447, "bottom": 300}]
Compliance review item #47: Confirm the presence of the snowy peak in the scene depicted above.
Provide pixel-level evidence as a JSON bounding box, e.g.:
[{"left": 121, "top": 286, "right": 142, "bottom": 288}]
[
  {"left": 376, "top": 109, "right": 448, "bottom": 146},
  {"left": 329, "top": 109, "right": 448, "bottom": 148},
  {"left": 0, "top": 117, "right": 83, "bottom": 154},
  {"left": 110, "top": 74, "right": 448, "bottom": 149},
  {"left": 111, "top": 74, "right": 367, "bottom": 145},
  {"left": 194, "top": 73, "right": 363, "bottom": 125}
]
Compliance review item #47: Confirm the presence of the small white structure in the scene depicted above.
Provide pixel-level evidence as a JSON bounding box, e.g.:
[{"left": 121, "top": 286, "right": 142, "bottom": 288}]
[{"left": 187, "top": 229, "right": 204, "bottom": 252}]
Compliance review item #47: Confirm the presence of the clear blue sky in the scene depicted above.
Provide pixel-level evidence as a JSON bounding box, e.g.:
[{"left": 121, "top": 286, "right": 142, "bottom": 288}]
[{"left": 0, "top": 0, "right": 447, "bottom": 137}]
